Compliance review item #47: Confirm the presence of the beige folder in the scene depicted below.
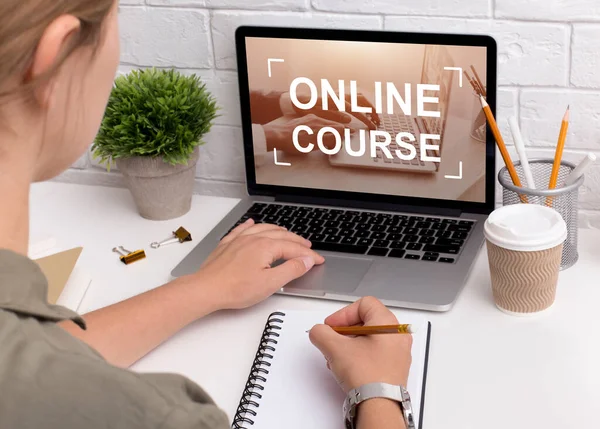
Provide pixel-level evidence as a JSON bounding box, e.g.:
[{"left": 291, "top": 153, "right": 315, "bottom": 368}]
[{"left": 34, "top": 247, "right": 83, "bottom": 304}]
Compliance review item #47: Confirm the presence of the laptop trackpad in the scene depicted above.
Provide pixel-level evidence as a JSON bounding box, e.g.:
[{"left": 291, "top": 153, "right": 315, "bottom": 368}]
[{"left": 280, "top": 255, "right": 373, "bottom": 294}]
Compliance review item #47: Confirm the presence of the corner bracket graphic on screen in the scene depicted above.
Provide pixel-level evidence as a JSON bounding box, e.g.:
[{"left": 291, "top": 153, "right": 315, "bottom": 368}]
[{"left": 246, "top": 37, "right": 488, "bottom": 203}]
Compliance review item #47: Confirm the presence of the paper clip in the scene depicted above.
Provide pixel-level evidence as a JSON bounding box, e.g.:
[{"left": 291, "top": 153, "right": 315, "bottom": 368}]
[
  {"left": 113, "top": 246, "right": 146, "bottom": 265},
  {"left": 151, "top": 227, "right": 192, "bottom": 249}
]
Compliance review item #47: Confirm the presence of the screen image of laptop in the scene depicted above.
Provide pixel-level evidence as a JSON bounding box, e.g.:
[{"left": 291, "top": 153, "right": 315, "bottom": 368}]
[
  {"left": 171, "top": 27, "right": 497, "bottom": 311},
  {"left": 327, "top": 44, "right": 454, "bottom": 174}
]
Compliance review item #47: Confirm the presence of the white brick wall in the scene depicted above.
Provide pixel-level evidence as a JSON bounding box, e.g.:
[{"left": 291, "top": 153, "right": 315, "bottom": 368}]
[{"left": 58, "top": 0, "right": 600, "bottom": 226}]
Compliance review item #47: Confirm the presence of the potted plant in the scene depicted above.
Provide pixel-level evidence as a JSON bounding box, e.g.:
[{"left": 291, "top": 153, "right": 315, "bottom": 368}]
[{"left": 92, "top": 68, "right": 219, "bottom": 220}]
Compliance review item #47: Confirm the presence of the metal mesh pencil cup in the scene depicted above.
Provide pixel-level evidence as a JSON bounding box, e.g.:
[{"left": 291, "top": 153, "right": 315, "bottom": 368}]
[{"left": 498, "top": 159, "right": 583, "bottom": 270}]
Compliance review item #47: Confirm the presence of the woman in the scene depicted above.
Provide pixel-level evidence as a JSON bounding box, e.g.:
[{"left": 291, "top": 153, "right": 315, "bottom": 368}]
[{"left": 0, "top": 1, "right": 412, "bottom": 428}]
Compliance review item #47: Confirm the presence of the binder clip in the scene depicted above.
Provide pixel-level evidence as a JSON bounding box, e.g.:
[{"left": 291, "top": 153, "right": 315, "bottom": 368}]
[
  {"left": 151, "top": 226, "right": 192, "bottom": 249},
  {"left": 113, "top": 246, "right": 146, "bottom": 265}
]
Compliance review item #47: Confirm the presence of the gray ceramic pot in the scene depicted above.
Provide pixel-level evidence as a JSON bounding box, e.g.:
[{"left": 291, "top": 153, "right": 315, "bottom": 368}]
[{"left": 115, "top": 148, "right": 199, "bottom": 221}]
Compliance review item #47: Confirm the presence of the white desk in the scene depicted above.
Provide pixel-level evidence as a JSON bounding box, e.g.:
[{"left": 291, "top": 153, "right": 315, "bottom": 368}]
[{"left": 30, "top": 182, "right": 600, "bottom": 429}]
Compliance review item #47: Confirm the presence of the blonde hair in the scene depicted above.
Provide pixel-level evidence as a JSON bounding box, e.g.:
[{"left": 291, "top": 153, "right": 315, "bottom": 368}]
[{"left": 0, "top": 0, "right": 114, "bottom": 100}]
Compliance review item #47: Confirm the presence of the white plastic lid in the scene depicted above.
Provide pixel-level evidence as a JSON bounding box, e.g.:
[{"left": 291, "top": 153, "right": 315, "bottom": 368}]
[{"left": 484, "top": 204, "right": 567, "bottom": 252}]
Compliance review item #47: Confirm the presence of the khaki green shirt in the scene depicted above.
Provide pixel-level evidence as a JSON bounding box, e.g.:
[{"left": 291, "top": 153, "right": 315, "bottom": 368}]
[{"left": 0, "top": 249, "right": 230, "bottom": 429}]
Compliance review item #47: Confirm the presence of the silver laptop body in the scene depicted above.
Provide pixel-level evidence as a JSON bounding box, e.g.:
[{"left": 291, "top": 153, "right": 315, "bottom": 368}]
[{"left": 171, "top": 27, "right": 498, "bottom": 312}]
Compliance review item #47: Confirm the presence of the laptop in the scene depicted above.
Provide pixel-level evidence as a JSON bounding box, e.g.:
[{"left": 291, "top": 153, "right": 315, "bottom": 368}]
[{"left": 172, "top": 26, "right": 498, "bottom": 311}]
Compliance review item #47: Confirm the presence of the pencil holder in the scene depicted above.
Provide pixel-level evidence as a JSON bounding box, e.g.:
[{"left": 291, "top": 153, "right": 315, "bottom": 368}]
[{"left": 498, "top": 159, "right": 583, "bottom": 270}]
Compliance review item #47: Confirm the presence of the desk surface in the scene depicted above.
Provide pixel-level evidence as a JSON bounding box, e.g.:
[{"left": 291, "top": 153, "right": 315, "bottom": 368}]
[{"left": 30, "top": 181, "right": 600, "bottom": 429}]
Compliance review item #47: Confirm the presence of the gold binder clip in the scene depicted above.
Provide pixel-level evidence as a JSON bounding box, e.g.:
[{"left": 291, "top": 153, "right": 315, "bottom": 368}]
[
  {"left": 113, "top": 246, "right": 146, "bottom": 265},
  {"left": 150, "top": 227, "right": 192, "bottom": 249}
]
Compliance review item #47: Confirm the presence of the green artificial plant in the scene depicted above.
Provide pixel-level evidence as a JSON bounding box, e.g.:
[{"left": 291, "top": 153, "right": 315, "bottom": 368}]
[{"left": 92, "top": 68, "right": 219, "bottom": 166}]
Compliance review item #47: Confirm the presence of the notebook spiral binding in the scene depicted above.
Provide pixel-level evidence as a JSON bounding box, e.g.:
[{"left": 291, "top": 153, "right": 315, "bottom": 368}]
[{"left": 232, "top": 311, "right": 286, "bottom": 429}]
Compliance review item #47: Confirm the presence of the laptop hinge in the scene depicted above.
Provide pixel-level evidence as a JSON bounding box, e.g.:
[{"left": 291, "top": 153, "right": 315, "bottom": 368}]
[{"left": 274, "top": 194, "right": 462, "bottom": 217}]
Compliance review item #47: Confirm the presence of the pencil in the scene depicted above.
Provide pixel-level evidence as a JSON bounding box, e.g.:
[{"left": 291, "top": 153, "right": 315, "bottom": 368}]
[
  {"left": 332, "top": 324, "right": 415, "bottom": 336},
  {"left": 479, "top": 96, "right": 527, "bottom": 202},
  {"left": 548, "top": 106, "right": 570, "bottom": 190},
  {"left": 471, "top": 77, "right": 485, "bottom": 97},
  {"left": 464, "top": 70, "right": 480, "bottom": 95},
  {"left": 546, "top": 106, "right": 570, "bottom": 206},
  {"left": 474, "top": 81, "right": 485, "bottom": 97},
  {"left": 467, "top": 71, "right": 485, "bottom": 96},
  {"left": 470, "top": 65, "right": 487, "bottom": 97},
  {"left": 508, "top": 116, "right": 536, "bottom": 189},
  {"left": 564, "top": 153, "right": 596, "bottom": 186}
]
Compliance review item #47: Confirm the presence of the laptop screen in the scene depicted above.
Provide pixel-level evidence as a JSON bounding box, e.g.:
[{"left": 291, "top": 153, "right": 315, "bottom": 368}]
[{"left": 243, "top": 36, "right": 489, "bottom": 204}]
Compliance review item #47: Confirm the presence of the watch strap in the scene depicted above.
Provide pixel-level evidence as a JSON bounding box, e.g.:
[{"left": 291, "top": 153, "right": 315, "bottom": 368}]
[{"left": 343, "top": 383, "right": 415, "bottom": 429}]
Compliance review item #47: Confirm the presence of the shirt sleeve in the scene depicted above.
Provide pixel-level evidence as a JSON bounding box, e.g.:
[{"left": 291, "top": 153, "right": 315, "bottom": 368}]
[
  {"left": 0, "top": 320, "right": 231, "bottom": 429},
  {"left": 252, "top": 124, "right": 268, "bottom": 155},
  {"left": 152, "top": 373, "right": 230, "bottom": 429},
  {"left": 249, "top": 90, "right": 285, "bottom": 124},
  {"left": 252, "top": 124, "right": 270, "bottom": 168},
  {"left": 279, "top": 92, "right": 296, "bottom": 116},
  {"left": 0, "top": 249, "right": 231, "bottom": 429},
  {"left": 160, "top": 405, "right": 230, "bottom": 429}
]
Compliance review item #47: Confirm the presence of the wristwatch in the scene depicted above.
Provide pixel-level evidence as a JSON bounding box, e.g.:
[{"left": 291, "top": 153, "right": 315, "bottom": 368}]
[{"left": 343, "top": 382, "right": 415, "bottom": 429}]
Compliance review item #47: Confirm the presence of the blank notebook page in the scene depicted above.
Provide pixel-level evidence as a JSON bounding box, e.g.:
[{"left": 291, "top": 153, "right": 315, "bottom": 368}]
[{"left": 242, "top": 310, "right": 430, "bottom": 429}]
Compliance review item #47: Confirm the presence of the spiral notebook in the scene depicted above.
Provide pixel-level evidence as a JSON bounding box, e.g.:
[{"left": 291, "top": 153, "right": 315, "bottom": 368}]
[{"left": 232, "top": 310, "right": 431, "bottom": 429}]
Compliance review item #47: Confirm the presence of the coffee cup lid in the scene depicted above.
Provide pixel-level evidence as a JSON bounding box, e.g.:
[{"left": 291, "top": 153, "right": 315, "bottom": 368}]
[{"left": 484, "top": 204, "right": 567, "bottom": 252}]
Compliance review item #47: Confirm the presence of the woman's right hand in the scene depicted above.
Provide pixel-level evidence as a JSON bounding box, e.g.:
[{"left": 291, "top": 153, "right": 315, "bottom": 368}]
[
  {"left": 309, "top": 297, "right": 412, "bottom": 393},
  {"left": 191, "top": 219, "right": 324, "bottom": 311}
]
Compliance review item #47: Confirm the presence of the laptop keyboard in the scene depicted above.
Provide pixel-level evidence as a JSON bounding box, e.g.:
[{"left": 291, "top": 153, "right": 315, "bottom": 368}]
[
  {"left": 223, "top": 203, "right": 476, "bottom": 263},
  {"left": 375, "top": 114, "right": 424, "bottom": 167}
]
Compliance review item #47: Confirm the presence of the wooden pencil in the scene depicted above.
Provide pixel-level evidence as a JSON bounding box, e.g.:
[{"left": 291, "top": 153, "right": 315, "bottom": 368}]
[
  {"left": 479, "top": 96, "right": 527, "bottom": 203},
  {"left": 548, "top": 106, "right": 570, "bottom": 190},
  {"left": 470, "top": 65, "right": 487, "bottom": 96},
  {"left": 546, "top": 106, "right": 570, "bottom": 206},
  {"left": 474, "top": 80, "right": 485, "bottom": 97},
  {"left": 332, "top": 324, "right": 415, "bottom": 336},
  {"left": 464, "top": 70, "right": 480, "bottom": 95}
]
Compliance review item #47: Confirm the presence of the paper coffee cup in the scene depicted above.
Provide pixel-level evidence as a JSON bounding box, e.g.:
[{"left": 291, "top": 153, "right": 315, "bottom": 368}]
[{"left": 484, "top": 204, "right": 567, "bottom": 315}]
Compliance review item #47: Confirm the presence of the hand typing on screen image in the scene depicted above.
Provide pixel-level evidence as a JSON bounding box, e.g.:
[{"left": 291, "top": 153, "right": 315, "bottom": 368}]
[
  {"left": 249, "top": 89, "right": 380, "bottom": 128},
  {"left": 289, "top": 92, "right": 381, "bottom": 130},
  {"left": 309, "top": 297, "right": 412, "bottom": 429},
  {"left": 262, "top": 114, "right": 352, "bottom": 153},
  {"left": 250, "top": 89, "right": 381, "bottom": 156}
]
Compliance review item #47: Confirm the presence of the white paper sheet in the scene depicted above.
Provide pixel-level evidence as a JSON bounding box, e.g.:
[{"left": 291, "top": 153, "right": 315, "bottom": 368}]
[{"left": 241, "top": 310, "right": 430, "bottom": 429}]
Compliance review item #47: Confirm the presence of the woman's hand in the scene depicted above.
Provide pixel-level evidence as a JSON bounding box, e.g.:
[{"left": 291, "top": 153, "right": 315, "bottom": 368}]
[
  {"left": 263, "top": 114, "right": 351, "bottom": 153},
  {"left": 194, "top": 219, "right": 325, "bottom": 310},
  {"left": 309, "top": 297, "right": 412, "bottom": 393},
  {"left": 293, "top": 92, "right": 381, "bottom": 130}
]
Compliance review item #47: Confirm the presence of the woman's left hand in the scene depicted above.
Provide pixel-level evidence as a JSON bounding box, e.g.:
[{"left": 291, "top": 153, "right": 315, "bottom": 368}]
[{"left": 190, "top": 219, "right": 325, "bottom": 310}]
